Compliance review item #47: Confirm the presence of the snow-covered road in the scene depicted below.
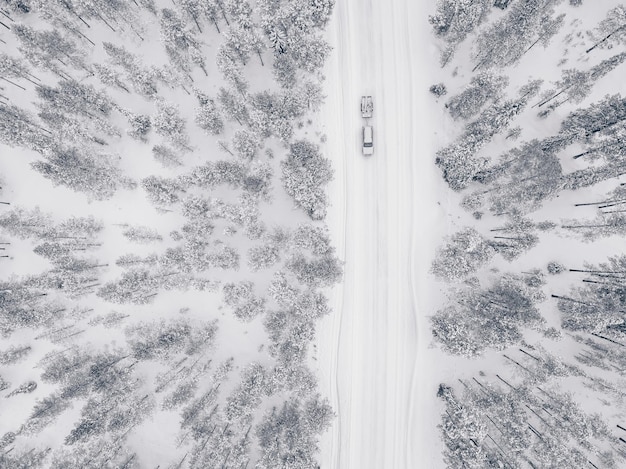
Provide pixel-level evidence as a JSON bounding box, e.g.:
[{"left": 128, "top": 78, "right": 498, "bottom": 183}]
[{"left": 317, "top": 0, "right": 448, "bottom": 467}]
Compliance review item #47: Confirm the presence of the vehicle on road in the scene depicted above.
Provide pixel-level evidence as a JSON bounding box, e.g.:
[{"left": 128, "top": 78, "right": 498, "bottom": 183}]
[
  {"left": 362, "top": 125, "right": 374, "bottom": 156},
  {"left": 361, "top": 96, "right": 373, "bottom": 118}
]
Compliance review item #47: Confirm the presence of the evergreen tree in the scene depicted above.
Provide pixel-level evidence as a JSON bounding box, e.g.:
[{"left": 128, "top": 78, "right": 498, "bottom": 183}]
[
  {"left": 431, "top": 273, "right": 545, "bottom": 356},
  {"left": 194, "top": 91, "right": 224, "bottom": 135},
  {"left": 256, "top": 395, "right": 332, "bottom": 469},
  {"left": 429, "top": 0, "right": 491, "bottom": 65},
  {"left": 281, "top": 140, "right": 333, "bottom": 219},
  {"left": 473, "top": 0, "right": 564, "bottom": 70},
  {"left": 446, "top": 72, "right": 508, "bottom": 121},
  {"left": 555, "top": 255, "right": 626, "bottom": 338},
  {"left": 587, "top": 5, "right": 626, "bottom": 54},
  {"left": 13, "top": 24, "right": 88, "bottom": 74},
  {"left": 431, "top": 227, "right": 495, "bottom": 280},
  {"left": 32, "top": 146, "right": 131, "bottom": 199}
]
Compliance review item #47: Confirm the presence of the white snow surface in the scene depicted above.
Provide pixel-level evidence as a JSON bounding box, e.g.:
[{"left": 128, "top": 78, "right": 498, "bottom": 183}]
[{"left": 315, "top": 0, "right": 453, "bottom": 467}]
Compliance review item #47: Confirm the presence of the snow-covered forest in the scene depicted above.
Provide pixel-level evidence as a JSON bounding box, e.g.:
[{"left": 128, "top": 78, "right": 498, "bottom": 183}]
[
  {"left": 429, "top": 0, "right": 626, "bottom": 467},
  {"left": 0, "top": 0, "right": 339, "bottom": 467},
  {"left": 2, "top": 0, "right": 626, "bottom": 467}
]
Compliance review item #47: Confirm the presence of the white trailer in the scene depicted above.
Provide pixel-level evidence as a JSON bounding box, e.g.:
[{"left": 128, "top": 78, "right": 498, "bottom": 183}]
[{"left": 361, "top": 96, "right": 373, "bottom": 118}]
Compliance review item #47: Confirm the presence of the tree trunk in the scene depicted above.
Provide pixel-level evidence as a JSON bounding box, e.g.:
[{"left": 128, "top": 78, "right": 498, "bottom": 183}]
[
  {"left": 536, "top": 386, "right": 558, "bottom": 403},
  {"left": 116, "top": 79, "right": 130, "bottom": 92},
  {"left": 495, "top": 374, "right": 516, "bottom": 390},
  {"left": 191, "top": 14, "right": 202, "bottom": 33},
  {"left": 9, "top": 65, "right": 42, "bottom": 86},
  {"left": 573, "top": 140, "right": 625, "bottom": 159},
  {"left": 598, "top": 200, "right": 626, "bottom": 209},
  {"left": 480, "top": 291, "right": 507, "bottom": 304},
  {"left": 561, "top": 223, "right": 610, "bottom": 229},
  {"left": 0, "top": 77, "right": 26, "bottom": 90},
  {"left": 55, "top": 57, "right": 68, "bottom": 68},
  {"left": 569, "top": 269, "right": 626, "bottom": 274},
  {"left": 0, "top": 10, "right": 14, "bottom": 22},
  {"left": 525, "top": 403, "right": 553, "bottom": 428},
  {"left": 95, "top": 11, "right": 116, "bottom": 31},
  {"left": 138, "top": 292, "right": 158, "bottom": 301},
  {"left": 527, "top": 423, "right": 543, "bottom": 439},
  {"left": 133, "top": 25, "right": 145, "bottom": 41},
  {"left": 586, "top": 24, "right": 626, "bottom": 54},
  {"left": 489, "top": 242, "right": 515, "bottom": 248},
  {"left": 575, "top": 199, "right": 620, "bottom": 207},
  {"left": 36, "top": 323, "right": 72, "bottom": 340},
  {"left": 521, "top": 34, "right": 544, "bottom": 57},
  {"left": 471, "top": 377, "right": 490, "bottom": 395},
  {"left": 221, "top": 448, "right": 231, "bottom": 468},
  {"left": 591, "top": 332, "right": 625, "bottom": 348},
  {"left": 587, "top": 117, "right": 626, "bottom": 136},
  {"left": 174, "top": 453, "right": 188, "bottom": 469},
  {"left": 582, "top": 279, "right": 625, "bottom": 288},
  {"left": 519, "top": 348, "right": 540, "bottom": 361},
  {"left": 551, "top": 294, "right": 595, "bottom": 307},
  {"left": 121, "top": 454, "right": 135, "bottom": 469},
  {"left": 219, "top": 141, "right": 235, "bottom": 155},
  {"left": 472, "top": 56, "right": 488, "bottom": 73},
  {"left": 536, "top": 84, "right": 574, "bottom": 108},
  {"left": 552, "top": 96, "right": 570, "bottom": 109},
  {"left": 457, "top": 378, "right": 470, "bottom": 391},
  {"left": 62, "top": 23, "right": 96, "bottom": 46},
  {"left": 503, "top": 354, "right": 532, "bottom": 373},
  {"left": 601, "top": 210, "right": 626, "bottom": 215},
  {"left": 61, "top": 0, "right": 90, "bottom": 29}
]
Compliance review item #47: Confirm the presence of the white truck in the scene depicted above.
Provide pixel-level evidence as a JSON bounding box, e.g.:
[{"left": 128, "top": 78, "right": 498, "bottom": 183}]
[
  {"left": 362, "top": 125, "right": 374, "bottom": 156},
  {"left": 361, "top": 96, "right": 374, "bottom": 155}
]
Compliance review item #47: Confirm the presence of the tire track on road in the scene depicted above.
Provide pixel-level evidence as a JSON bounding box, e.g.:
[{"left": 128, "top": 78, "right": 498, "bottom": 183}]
[
  {"left": 406, "top": 1, "right": 422, "bottom": 466},
  {"left": 319, "top": 0, "right": 433, "bottom": 467}
]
